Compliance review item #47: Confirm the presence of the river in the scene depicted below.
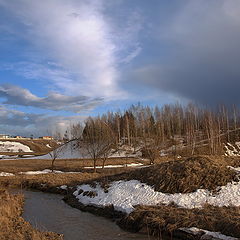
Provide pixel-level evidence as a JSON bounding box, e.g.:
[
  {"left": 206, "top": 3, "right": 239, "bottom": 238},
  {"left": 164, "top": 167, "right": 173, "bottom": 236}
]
[{"left": 22, "top": 190, "right": 156, "bottom": 240}]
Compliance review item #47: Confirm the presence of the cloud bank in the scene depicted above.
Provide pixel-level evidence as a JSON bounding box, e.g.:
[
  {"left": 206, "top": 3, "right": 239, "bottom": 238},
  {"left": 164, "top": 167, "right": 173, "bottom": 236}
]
[
  {"left": 0, "top": 84, "right": 103, "bottom": 113},
  {"left": 133, "top": 0, "right": 240, "bottom": 106},
  {"left": 0, "top": 106, "right": 87, "bottom": 136}
]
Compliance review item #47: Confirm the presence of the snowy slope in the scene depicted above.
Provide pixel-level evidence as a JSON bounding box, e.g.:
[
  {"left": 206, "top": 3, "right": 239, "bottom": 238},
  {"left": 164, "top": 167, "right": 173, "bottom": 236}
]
[
  {"left": 34, "top": 141, "right": 141, "bottom": 159},
  {"left": 0, "top": 141, "right": 32, "bottom": 152}
]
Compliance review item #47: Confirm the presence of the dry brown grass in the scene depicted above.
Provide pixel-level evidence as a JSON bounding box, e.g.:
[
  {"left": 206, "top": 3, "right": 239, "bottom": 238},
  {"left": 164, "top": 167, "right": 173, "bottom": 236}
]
[
  {"left": 65, "top": 156, "right": 239, "bottom": 195},
  {"left": 0, "top": 188, "right": 62, "bottom": 240},
  {"left": 118, "top": 204, "right": 240, "bottom": 238},
  {"left": 127, "top": 156, "right": 238, "bottom": 193},
  {"left": 0, "top": 157, "right": 140, "bottom": 173},
  {"left": 0, "top": 173, "right": 102, "bottom": 191},
  {"left": 224, "top": 156, "right": 240, "bottom": 167}
]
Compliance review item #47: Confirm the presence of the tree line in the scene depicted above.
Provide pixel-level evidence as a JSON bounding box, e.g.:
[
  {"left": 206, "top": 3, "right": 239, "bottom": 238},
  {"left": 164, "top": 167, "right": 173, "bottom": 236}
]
[{"left": 63, "top": 103, "right": 240, "bottom": 168}]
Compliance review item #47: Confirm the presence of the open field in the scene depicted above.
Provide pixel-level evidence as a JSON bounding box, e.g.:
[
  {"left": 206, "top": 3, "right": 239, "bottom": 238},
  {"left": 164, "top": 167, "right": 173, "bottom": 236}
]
[
  {"left": 0, "top": 173, "right": 103, "bottom": 192},
  {"left": 0, "top": 157, "right": 143, "bottom": 173},
  {"left": 0, "top": 155, "right": 239, "bottom": 239},
  {"left": 0, "top": 188, "right": 62, "bottom": 240}
]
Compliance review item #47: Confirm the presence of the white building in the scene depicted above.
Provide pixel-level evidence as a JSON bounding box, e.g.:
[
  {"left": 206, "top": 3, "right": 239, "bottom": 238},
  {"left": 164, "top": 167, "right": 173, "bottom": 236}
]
[{"left": 0, "top": 134, "right": 10, "bottom": 139}]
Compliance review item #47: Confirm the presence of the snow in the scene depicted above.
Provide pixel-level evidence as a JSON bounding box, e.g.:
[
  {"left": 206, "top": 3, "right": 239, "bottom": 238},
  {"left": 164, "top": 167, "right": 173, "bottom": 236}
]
[
  {"left": 0, "top": 141, "right": 32, "bottom": 152},
  {"left": 73, "top": 180, "right": 240, "bottom": 214},
  {"left": 84, "top": 163, "right": 143, "bottom": 169},
  {"left": 224, "top": 142, "right": 240, "bottom": 156},
  {"left": 32, "top": 141, "right": 92, "bottom": 159},
  {"left": 180, "top": 227, "right": 238, "bottom": 240},
  {"left": 0, "top": 172, "right": 15, "bottom": 176},
  {"left": 31, "top": 141, "right": 142, "bottom": 160},
  {"left": 19, "top": 169, "right": 81, "bottom": 175},
  {"left": 20, "top": 169, "right": 64, "bottom": 175},
  {"left": 59, "top": 185, "right": 68, "bottom": 190},
  {"left": 228, "top": 166, "right": 240, "bottom": 174}
]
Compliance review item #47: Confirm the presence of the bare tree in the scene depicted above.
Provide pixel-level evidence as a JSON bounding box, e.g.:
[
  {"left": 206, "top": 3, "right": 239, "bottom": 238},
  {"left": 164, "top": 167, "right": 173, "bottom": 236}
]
[
  {"left": 49, "top": 130, "right": 64, "bottom": 172},
  {"left": 49, "top": 144, "right": 63, "bottom": 172},
  {"left": 83, "top": 117, "right": 115, "bottom": 172}
]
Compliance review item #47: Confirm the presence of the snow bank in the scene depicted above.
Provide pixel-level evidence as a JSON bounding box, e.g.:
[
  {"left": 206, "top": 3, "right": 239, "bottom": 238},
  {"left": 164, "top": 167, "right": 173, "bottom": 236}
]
[
  {"left": 73, "top": 180, "right": 240, "bottom": 214},
  {"left": 0, "top": 141, "right": 32, "bottom": 152},
  {"left": 180, "top": 227, "right": 238, "bottom": 240},
  {"left": 0, "top": 172, "right": 15, "bottom": 176}
]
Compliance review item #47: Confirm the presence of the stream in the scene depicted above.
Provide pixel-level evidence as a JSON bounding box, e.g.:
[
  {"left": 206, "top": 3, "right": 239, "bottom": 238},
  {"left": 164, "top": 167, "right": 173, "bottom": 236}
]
[{"left": 21, "top": 190, "right": 156, "bottom": 240}]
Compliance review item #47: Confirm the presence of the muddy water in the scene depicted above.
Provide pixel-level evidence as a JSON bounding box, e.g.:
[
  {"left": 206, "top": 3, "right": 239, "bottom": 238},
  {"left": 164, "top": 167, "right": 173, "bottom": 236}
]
[{"left": 22, "top": 190, "right": 155, "bottom": 240}]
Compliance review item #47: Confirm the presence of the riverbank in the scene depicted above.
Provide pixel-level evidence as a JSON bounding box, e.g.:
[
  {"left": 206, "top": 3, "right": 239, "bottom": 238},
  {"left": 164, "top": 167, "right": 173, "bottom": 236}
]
[
  {"left": 0, "top": 188, "right": 63, "bottom": 240},
  {"left": 64, "top": 156, "right": 240, "bottom": 239},
  {"left": 1, "top": 155, "right": 239, "bottom": 239}
]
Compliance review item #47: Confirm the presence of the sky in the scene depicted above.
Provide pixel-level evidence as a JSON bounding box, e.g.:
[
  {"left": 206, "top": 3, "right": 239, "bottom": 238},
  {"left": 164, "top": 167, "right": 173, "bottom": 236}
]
[{"left": 1, "top": 0, "right": 240, "bottom": 136}]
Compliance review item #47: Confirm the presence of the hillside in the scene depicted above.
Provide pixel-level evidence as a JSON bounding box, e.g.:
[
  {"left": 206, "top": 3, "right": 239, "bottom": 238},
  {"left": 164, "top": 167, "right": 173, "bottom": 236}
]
[
  {"left": 0, "top": 139, "right": 59, "bottom": 156},
  {"left": 34, "top": 140, "right": 142, "bottom": 160}
]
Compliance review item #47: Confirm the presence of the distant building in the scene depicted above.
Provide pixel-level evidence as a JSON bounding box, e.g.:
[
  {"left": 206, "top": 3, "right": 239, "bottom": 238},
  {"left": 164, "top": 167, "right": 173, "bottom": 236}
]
[
  {"left": 0, "top": 134, "right": 10, "bottom": 139},
  {"left": 39, "top": 136, "right": 53, "bottom": 140},
  {"left": 14, "top": 136, "right": 23, "bottom": 139}
]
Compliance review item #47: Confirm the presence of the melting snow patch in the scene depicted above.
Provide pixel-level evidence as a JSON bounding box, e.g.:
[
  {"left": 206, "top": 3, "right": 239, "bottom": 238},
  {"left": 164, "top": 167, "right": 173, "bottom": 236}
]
[
  {"left": 73, "top": 180, "right": 240, "bottom": 214},
  {"left": 19, "top": 169, "right": 64, "bottom": 175},
  {"left": 84, "top": 163, "right": 143, "bottom": 169},
  {"left": 18, "top": 169, "right": 81, "bottom": 175},
  {"left": 225, "top": 142, "right": 240, "bottom": 156},
  {"left": 180, "top": 227, "right": 238, "bottom": 240},
  {"left": 0, "top": 172, "right": 15, "bottom": 176}
]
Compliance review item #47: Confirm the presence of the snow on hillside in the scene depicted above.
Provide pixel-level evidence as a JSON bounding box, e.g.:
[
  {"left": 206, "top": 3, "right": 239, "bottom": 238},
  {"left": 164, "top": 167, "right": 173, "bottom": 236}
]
[
  {"left": 34, "top": 141, "right": 141, "bottom": 159},
  {"left": 0, "top": 141, "right": 32, "bottom": 152},
  {"left": 73, "top": 179, "right": 240, "bottom": 214}
]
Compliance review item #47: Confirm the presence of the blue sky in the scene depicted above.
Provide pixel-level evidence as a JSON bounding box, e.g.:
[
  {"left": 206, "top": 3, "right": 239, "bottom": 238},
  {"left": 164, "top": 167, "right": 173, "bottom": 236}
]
[{"left": 1, "top": 0, "right": 240, "bottom": 136}]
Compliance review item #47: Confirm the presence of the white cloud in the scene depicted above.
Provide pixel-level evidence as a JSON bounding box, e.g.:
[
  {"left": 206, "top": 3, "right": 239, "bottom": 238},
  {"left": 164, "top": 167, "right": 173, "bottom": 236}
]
[
  {"left": 121, "top": 46, "right": 142, "bottom": 64},
  {"left": 0, "top": 0, "right": 142, "bottom": 100},
  {"left": 0, "top": 84, "right": 103, "bottom": 113},
  {"left": 0, "top": 105, "right": 87, "bottom": 136}
]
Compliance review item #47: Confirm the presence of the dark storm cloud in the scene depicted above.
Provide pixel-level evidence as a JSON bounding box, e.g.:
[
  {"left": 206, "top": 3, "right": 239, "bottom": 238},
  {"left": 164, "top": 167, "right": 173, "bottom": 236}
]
[{"left": 134, "top": 0, "right": 240, "bottom": 106}]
